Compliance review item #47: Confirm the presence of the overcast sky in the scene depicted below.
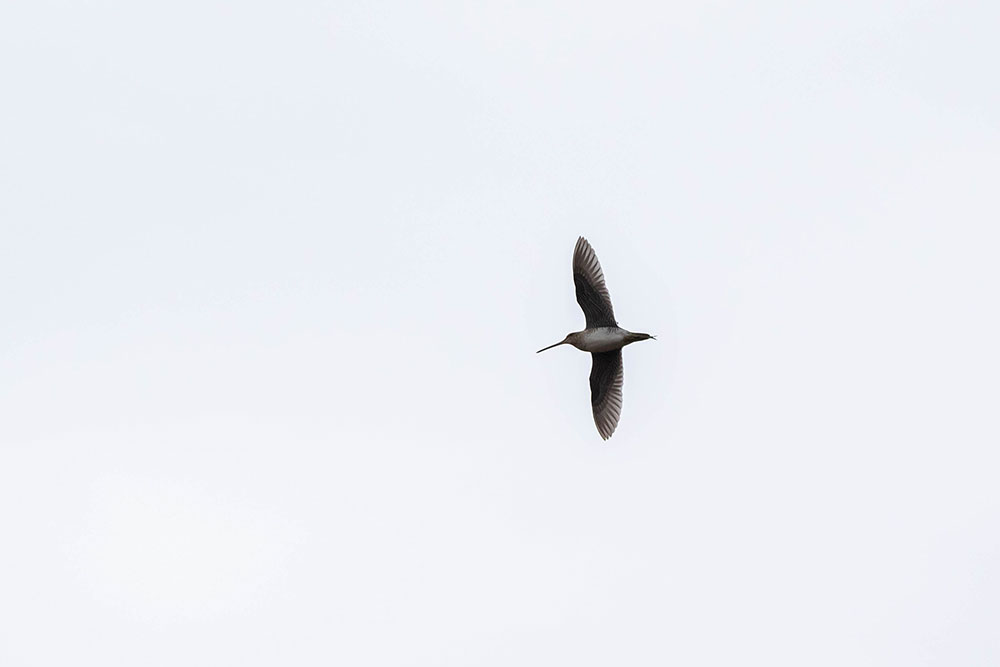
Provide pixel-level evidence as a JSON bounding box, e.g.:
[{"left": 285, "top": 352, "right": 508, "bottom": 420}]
[{"left": 2, "top": 1, "right": 999, "bottom": 665}]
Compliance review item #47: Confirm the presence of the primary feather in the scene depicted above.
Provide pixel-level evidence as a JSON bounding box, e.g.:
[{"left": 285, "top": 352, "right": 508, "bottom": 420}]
[{"left": 573, "top": 236, "right": 617, "bottom": 328}]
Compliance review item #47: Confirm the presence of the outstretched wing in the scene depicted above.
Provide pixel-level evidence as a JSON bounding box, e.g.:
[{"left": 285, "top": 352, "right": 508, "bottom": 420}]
[
  {"left": 573, "top": 236, "right": 617, "bottom": 328},
  {"left": 590, "top": 350, "right": 624, "bottom": 440}
]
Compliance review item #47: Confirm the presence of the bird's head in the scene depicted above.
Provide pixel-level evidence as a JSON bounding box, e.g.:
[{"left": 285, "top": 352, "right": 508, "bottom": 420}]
[{"left": 536, "top": 332, "right": 578, "bottom": 353}]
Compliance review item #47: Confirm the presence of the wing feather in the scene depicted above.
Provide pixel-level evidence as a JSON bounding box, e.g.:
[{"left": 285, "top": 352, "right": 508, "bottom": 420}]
[
  {"left": 590, "top": 350, "right": 624, "bottom": 440},
  {"left": 573, "top": 237, "right": 617, "bottom": 328}
]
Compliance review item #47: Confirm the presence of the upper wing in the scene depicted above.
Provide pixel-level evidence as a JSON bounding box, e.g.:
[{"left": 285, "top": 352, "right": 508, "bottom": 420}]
[
  {"left": 573, "top": 236, "right": 617, "bottom": 328},
  {"left": 590, "top": 350, "right": 624, "bottom": 440}
]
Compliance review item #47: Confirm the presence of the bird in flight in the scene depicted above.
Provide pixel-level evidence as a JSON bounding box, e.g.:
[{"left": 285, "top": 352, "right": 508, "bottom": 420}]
[{"left": 537, "top": 237, "right": 655, "bottom": 440}]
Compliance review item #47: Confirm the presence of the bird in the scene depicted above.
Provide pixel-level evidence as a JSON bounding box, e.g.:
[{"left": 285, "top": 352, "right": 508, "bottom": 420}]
[{"left": 537, "top": 236, "right": 655, "bottom": 440}]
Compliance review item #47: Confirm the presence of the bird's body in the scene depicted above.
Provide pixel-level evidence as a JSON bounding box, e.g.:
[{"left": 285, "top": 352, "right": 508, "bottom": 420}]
[
  {"left": 562, "top": 326, "right": 652, "bottom": 353},
  {"left": 537, "top": 237, "right": 655, "bottom": 440}
]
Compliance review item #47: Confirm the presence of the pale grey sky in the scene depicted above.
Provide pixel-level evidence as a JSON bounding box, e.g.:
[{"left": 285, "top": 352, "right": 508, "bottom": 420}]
[{"left": 2, "top": 1, "right": 999, "bottom": 665}]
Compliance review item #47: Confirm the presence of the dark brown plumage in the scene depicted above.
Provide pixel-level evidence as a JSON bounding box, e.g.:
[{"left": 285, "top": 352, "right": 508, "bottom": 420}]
[{"left": 537, "top": 237, "right": 655, "bottom": 440}]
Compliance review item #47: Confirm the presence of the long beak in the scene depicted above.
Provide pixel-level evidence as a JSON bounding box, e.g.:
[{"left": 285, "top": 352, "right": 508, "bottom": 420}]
[{"left": 536, "top": 340, "right": 567, "bottom": 353}]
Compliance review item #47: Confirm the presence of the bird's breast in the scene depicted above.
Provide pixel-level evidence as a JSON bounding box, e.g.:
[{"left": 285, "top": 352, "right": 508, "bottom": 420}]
[{"left": 575, "top": 327, "right": 628, "bottom": 353}]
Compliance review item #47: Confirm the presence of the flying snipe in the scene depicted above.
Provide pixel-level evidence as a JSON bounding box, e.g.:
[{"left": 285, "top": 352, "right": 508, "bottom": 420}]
[{"left": 538, "top": 237, "right": 655, "bottom": 439}]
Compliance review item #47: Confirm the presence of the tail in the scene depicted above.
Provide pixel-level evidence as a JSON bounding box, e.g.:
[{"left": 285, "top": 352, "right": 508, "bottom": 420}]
[{"left": 626, "top": 332, "right": 656, "bottom": 344}]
